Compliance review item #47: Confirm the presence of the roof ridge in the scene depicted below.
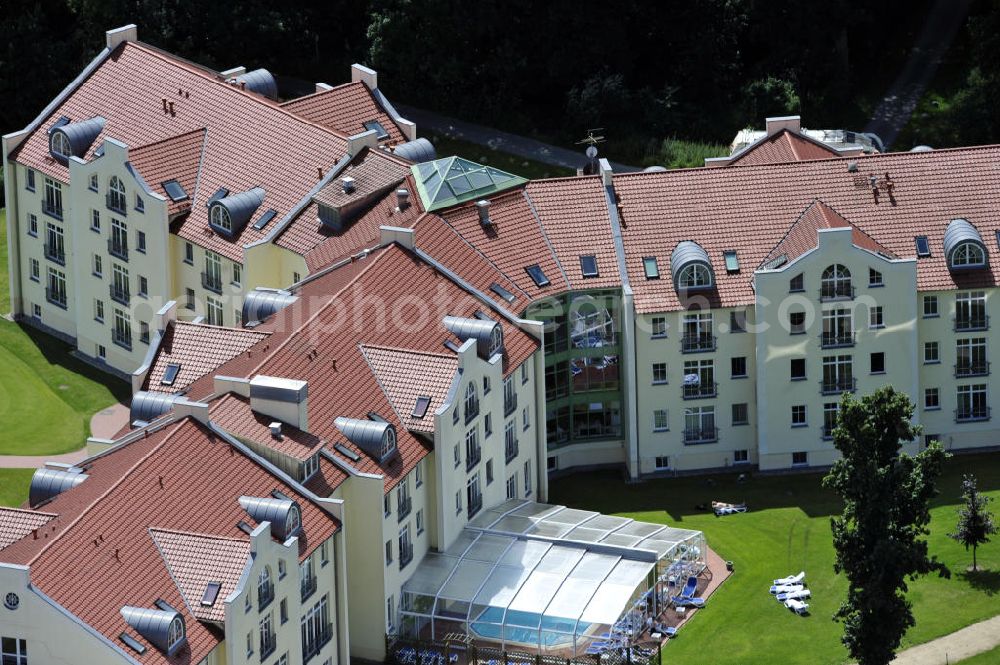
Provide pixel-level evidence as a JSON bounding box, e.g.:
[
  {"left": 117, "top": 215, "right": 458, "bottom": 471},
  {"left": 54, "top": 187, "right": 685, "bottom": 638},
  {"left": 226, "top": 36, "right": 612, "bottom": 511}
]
[
  {"left": 173, "top": 320, "right": 270, "bottom": 335},
  {"left": 812, "top": 198, "right": 897, "bottom": 258},
  {"left": 0, "top": 506, "right": 58, "bottom": 518},
  {"left": 148, "top": 526, "right": 250, "bottom": 544},
  {"left": 360, "top": 343, "right": 459, "bottom": 361},
  {"left": 26, "top": 419, "right": 189, "bottom": 566},
  {"left": 359, "top": 345, "right": 407, "bottom": 427},
  {"left": 278, "top": 81, "right": 361, "bottom": 107}
]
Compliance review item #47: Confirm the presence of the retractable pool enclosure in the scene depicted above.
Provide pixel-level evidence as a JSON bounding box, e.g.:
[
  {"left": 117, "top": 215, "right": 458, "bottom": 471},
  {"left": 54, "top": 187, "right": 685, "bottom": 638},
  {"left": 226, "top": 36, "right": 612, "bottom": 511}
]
[{"left": 398, "top": 500, "right": 706, "bottom": 655}]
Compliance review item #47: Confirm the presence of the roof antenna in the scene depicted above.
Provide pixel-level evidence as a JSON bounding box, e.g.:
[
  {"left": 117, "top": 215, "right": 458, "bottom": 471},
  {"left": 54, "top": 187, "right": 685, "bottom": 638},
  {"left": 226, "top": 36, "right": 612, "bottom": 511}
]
[{"left": 576, "top": 129, "right": 605, "bottom": 175}]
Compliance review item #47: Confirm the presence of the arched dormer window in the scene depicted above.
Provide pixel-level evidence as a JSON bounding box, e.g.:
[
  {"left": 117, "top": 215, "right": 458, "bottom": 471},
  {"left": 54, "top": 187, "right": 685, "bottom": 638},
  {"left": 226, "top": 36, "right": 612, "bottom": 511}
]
[
  {"left": 167, "top": 615, "right": 185, "bottom": 652},
  {"left": 210, "top": 203, "right": 232, "bottom": 233},
  {"left": 944, "top": 218, "right": 988, "bottom": 271},
  {"left": 464, "top": 383, "right": 479, "bottom": 422},
  {"left": 108, "top": 176, "right": 126, "bottom": 214},
  {"left": 49, "top": 132, "right": 71, "bottom": 159},
  {"left": 678, "top": 264, "right": 712, "bottom": 289},
  {"left": 820, "top": 264, "right": 853, "bottom": 300},
  {"left": 285, "top": 504, "right": 301, "bottom": 535},
  {"left": 670, "top": 241, "right": 715, "bottom": 292},
  {"left": 381, "top": 427, "right": 397, "bottom": 458},
  {"left": 489, "top": 325, "right": 503, "bottom": 357},
  {"left": 953, "top": 242, "right": 985, "bottom": 267}
]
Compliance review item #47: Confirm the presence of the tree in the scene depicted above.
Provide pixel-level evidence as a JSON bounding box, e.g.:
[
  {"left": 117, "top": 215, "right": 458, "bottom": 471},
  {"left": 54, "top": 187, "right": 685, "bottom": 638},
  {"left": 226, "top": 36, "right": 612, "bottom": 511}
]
[
  {"left": 822, "top": 386, "right": 950, "bottom": 665},
  {"left": 949, "top": 474, "right": 997, "bottom": 572}
]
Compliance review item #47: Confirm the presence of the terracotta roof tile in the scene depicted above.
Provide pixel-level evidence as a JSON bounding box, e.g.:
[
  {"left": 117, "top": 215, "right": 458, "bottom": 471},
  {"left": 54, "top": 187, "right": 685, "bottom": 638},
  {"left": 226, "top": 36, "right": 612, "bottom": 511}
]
[
  {"left": 361, "top": 346, "right": 459, "bottom": 433},
  {"left": 150, "top": 528, "right": 250, "bottom": 623},
  {"left": 0, "top": 508, "right": 57, "bottom": 551},
  {"left": 729, "top": 129, "right": 840, "bottom": 166},
  {"left": 128, "top": 128, "right": 206, "bottom": 217},
  {"left": 311, "top": 148, "right": 409, "bottom": 209},
  {"left": 280, "top": 82, "right": 406, "bottom": 145},
  {"left": 211, "top": 394, "right": 324, "bottom": 461},
  {"left": 143, "top": 321, "right": 270, "bottom": 393},
  {"left": 303, "top": 457, "right": 350, "bottom": 496}
]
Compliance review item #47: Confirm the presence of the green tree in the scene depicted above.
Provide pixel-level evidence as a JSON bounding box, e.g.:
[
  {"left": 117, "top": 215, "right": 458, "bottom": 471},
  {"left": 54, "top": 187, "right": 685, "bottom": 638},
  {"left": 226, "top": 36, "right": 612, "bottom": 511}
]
[
  {"left": 822, "top": 386, "right": 950, "bottom": 665},
  {"left": 949, "top": 474, "right": 997, "bottom": 572}
]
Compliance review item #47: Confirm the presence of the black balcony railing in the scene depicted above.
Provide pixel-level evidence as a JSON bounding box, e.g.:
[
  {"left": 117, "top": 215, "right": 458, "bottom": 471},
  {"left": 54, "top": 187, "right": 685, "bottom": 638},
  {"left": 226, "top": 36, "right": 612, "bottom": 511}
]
[
  {"left": 504, "top": 392, "right": 518, "bottom": 417},
  {"left": 397, "top": 496, "right": 412, "bottom": 522},
  {"left": 682, "top": 381, "right": 718, "bottom": 400},
  {"left": 954, "top": 315, "right": 989, "bottom": 332},
  {"left": 258, "top": 584, "right": 274, "bottom": 612},
  {"left": 955, "top": 406, "right": 991, "bottom": 423},
  {"left": 819, "top": 331, "right": 856, "bottom": 348},
  {"left": 45, "top": 287, "right": 67, "bottom": 309},
  {"left": 683, "top": 426, "right": 719, "bottom": 444},
  {"left": 505, "top": 441, "right": 519, "bottom": 465},
  {"left": 465, "top": 446, "right": 481, "bottom": 472},
  {"left": 467, "top": 494, "right": 483, "bottom": 519},
  {"left": 201, "top": 271, "right": 223, "bottom": 294},
  {"left": 43, "top": 243, "right": 65, "bottom": 265},
  {"left": 41, "top": 200, "right": 63, "bottom": 220},
  {"left": 819, "top": 283, "right": 855, "bottom": 300},
  {"left": 398, "top": 541, "right": 413, "bottom": 571},
  {"left": 955, "top": 361, "right": 990, "bottom": 378},
  {"left": 106, "top": 192, "right": 127, "bottom": 215},
  {"left": 112, "top": 328, "right": 132, "bottom": 351},
  {"left": 302, "top": 624, "right": 333, "bottom": 663},
  {"left": 681, "top": 333, "right": 716, "bottom": 353},
  {"left": 107, "top": 237, "right": 128, "bottom": 261},
  {"left": 820, "top": 376, "right": 857, "bottom": 395},
  {"left": 300, "top": 575, "right": 318, "bottom": 603},
  {"left": 109, "top": 282, "right": 130, "bottom": 306}
]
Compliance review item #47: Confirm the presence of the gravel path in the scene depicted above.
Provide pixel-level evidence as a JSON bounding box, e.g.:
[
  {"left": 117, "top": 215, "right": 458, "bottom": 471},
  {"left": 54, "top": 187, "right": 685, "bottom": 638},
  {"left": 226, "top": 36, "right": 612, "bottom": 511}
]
[{"left": 888, "top": 614, "right": 1000, "bottom": 664}]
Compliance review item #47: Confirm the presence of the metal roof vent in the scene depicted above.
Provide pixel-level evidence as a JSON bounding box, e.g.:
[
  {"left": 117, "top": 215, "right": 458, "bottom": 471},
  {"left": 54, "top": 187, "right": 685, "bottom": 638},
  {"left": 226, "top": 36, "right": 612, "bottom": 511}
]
[
  {"left": 48, "top": 116, "right": 106, "bottom": 163},
  {"left": 239, "top": 496, "right": 302, "bottom": 540},
  {"left": 334, "top": 416, "right": 397, "bottom": 462},
  {"left": 269, "top": 422, "right": 283, "bottom": 439},
  {"left": 130, "top": 391, "right": 183, "bottom": 424},
  {"left": 341, "top": 176, "right": 356, "bottom": 194},
  {"left": 29, "top": 467, "right": 88, "bottom": 507},
  {"left": 242, "top": 288, "right": 298, "bottom": 325},
  {"left": 847, "top": 161, "right": 858, "bottom": 172},
  {"left": 476, "top": 200, "right": 492, "bottom": 227},
  {"left": 120, "top": 606, "right": 186, "bottom": 656},
  {"left": 443, "top": 315, "right": 503, "bottom": 359},
  {"left": 232, "top": 68, "right": 278, "bottom": 100},
  {"left": 396, "top": 188, "right": 410, "bottom": 210}
]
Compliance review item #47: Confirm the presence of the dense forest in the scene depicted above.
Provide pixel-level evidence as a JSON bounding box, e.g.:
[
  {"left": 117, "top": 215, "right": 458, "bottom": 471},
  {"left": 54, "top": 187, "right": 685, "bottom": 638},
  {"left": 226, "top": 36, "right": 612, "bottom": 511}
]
[{"left": 1, "top": 0, "right": 998, "bottom": 165}]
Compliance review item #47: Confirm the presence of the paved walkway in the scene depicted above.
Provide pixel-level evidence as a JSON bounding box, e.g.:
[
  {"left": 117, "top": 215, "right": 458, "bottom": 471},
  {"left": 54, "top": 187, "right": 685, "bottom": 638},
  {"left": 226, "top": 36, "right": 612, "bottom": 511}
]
[
  {"left": 397, "top": 104, "right": 638, "bottom": 172},
  {"left": 865, "top": 0, "right": 972, "bottom": 149},
  {"left": 888, "top": 614, "right": 1000, "bottom": 664},
  {"left": 0, "top": 403, "right": 129, "bottom": 469}
]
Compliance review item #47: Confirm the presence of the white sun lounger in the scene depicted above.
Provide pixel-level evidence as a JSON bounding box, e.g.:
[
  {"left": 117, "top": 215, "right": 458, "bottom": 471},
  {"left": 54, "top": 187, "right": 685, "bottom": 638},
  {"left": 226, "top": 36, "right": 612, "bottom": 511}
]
[
  {"left": 770, "top": 583, "right": 805, "bottom": 595},
  {"left": 776, "top": 588, "right": 811, "bottom": 602},
  {"left": 784, "top": 598, "right": 809, "bottom": 615},
  {"left": 773, "top": 571, "right": 805, "bottom": 586}
]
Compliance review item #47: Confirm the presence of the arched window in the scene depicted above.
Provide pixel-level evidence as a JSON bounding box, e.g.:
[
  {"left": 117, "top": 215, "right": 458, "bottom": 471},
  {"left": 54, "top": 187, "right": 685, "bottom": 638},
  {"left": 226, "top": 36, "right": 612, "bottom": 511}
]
[
  {"left": 381, "top": 427, "right": 397, "bottom": 458},
  {"left": 49, "top": 132, "right": 71, "bottom": 158},
  {"left": 108, "top": 176, "right": 126, "bottom": 213},
  {"left": 210, "top": 203, "right": 232, "bottom": 232},
  {"left": 678, "top": 264, "right": 712, "bottom": 289},
  {"left": 167, "top": 616, "right": 185, "bottom": 651},
  {"left": 464, "top": 383, "right": 479, "bottom": 421},
  {"left": 821, "top": 264, "right": 853, "bottom": 299},
  {"left": 489, "top": 325, "right": 503, "bottom": 357},
  {"left": 952, "top": 241, "right": 985, "bottom": 267}
]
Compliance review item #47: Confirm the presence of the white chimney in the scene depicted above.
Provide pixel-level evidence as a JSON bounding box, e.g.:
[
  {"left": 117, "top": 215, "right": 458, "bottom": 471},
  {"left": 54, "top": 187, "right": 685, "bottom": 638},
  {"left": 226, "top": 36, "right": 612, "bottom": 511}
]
[
  {"left": 269, "top": 422, "right": 283, "bottom": 439},
  {"left": 396, "top": 188, "right": 410, "bottom": 210},
  {"left": 341, "top": 176, "right": 356, "bottom": 194},
  {"left": 599, "top": 158, "right": 614, "bottom": 188},
  {"left": 249, "top": 376, "right": 309, "bottom": 432},
  {"left": 476, "top": 200, "right": 492, "bottom": 226}
]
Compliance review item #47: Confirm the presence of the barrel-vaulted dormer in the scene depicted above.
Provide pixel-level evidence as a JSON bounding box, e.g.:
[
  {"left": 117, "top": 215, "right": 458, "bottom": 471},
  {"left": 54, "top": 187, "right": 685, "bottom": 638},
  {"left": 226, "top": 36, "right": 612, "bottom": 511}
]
[
  {"left": 120, "top": 604, "right": 186, "bottom": 656},
  {"left": 239, "top": 495, "right": 302, "bottom": 541},
  {"left": 443, "top": 315, "right": 503, "bottom": 360},
  {"left": 670, "top": 240, "right": 715, "bottom": 291},
  {"left": 48, "top": 116, "right": 106, "bottom": 163},
  {"left": 232, "top": 68, "right": 278, "bottom": 100},
  {"left": 208, "top": 187, "right": 265, "bottom": 237},
  {"left": 334, "top": 416, "right": 397, "bottom": 462},
  {"left": 29, "top": 467, "right": 88, "bottom": 508},
  {"left": 944, "top": 218, "right": 988, "bottom": 271}
]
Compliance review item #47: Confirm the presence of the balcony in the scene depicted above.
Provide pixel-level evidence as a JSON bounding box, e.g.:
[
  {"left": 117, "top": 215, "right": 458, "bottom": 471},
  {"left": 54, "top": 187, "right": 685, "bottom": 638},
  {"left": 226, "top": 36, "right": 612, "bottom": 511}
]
[
  {"left": 681, "top": 333, "right": 716, "bottom": 353},
  {"left": 955, "top": 407, "right": 991, "bottom": 423},
  {"left": 201, "top": 271, "right": 223, "bottom": 294},
  {"left": 302, "top": 624, "right": 333, "bottom": 663},
  {"left": 398, "top": 541, "right": 413, "bottom": 571},
  {"left": 112, "top": 328, "right": 132, "bottom": 351},
  {"left": 683, "top": 426, "right": 719, "bottom": 445},
  {"left": 300, "top": 575, "right": 317, "bottom": 603},
  {"left": 819, "top": 331, "right": 856, "bottom": 349},
  {"left": 109, "top": 283, "right": 130, "bottom": 306},
  {"left": 258, "top": 584, "right": 274, "bottom": 612},
  {"left": 954, "top": 315, "right": 989, "bottom": 332},
  {"left": 465, "top": 446, "right": 481, "bottom": 472},
  {"left": 41, "top": 200, "right": 63, "bottom": 220},
  {"left": 106, "top": 192, "right": 127, "bottom": 215},
  {"left": 505, "top": 441, "right": 519, "bottom": 465},
  {"left": 955, "top": 361, "right": 990, "bottom": 378},
  {"left": 260, "top": 632, "right": 277, "bottom": 661},
  {"left": 43, "top": 243, "right": 65, "bottom": 266},
  {"left": 820, "top": 377, "right": 857, "bottom": 395},
  {"left": 107, "top": 237, "right": 128, "bottom": 261},
  {"left": 45, "top": 287, "right": 67, "bottom": 309},
  {"left": 396, "top": 496, "right": 412, "bottom": 522},
  {"left": 682, "top": 382, "right": 718, "bottom": 400},
  {"left": 504, "top": 391, "right": 518, "bottom": 417},
  {"left": 467, "top": 493, "right": 483, "bottom": 519},
  {"left": 819, "top": 284, "right": 855, "bottom": 301}
]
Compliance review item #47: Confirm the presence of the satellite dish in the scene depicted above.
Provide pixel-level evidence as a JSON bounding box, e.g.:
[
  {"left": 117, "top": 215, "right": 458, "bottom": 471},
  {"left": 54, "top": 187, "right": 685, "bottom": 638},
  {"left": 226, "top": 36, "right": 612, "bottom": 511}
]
[{"left": 585, "top": 145, "right": 598, "bottom": 159}]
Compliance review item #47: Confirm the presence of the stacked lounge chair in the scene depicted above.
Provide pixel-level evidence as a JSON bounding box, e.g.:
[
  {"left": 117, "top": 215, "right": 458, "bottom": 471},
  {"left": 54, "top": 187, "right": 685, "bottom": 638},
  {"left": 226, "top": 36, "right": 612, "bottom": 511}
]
[{"left": 768, "top": 571, "right": 810, "bottom": 615}]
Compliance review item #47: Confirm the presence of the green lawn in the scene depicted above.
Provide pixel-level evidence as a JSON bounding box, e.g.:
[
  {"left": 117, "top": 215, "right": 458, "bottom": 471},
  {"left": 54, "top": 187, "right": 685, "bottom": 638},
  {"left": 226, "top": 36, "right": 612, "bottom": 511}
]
[
  {"left": 0, "top": 469, "right": 34, "bottom": 507},
  {"left": 0, "top": 209, "right": 128, "bottom": 456},
  {"left": 426, "top": 134, "right": 575, "bottom": 180},
  {"left": 549, "top": 453, "right": 1000, "bottom": 665},
  {"left": 958, "top": 644, "right": 1000, "bottom": 664}
]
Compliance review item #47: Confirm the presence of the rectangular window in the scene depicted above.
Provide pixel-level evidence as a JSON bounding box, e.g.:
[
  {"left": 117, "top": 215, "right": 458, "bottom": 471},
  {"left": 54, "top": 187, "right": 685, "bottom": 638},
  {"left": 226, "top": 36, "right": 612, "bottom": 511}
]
[
  {"left": 204, "top": 251, "right": 223, "bottom": 292},
  {"left": 206, "top": 296, "right": 223, "bottom": 326},
  {"left": 521, "top": 362, "right": 528, "bottom": 384},
  {"left": 504, "top": 420, "right": 518, "bottom": 463},
  {"left": 387, "top": 596, "right": 395, "bottom": 630},
  {"left": 136, "top": 230, "right": 146, "bottom": 253},
  {"left": 484, "top": 413, "right": 493, "bottom": 437},
  {"left": 723, "top": 250, "right": 739, "bottom": 273},
  {"left": 506, "top": 475, "right": 517, "bottom": 500},
  {"left": 27, "top": 213, "right": 38, "bottom": 237},
  {"left": 486, "top": 459, "right": 494, "bottom": 485},
  {"left": 956, "top": 337, "right": 988, "bottom": 377},
  {"left": 89, "top": 173, "right": 98, "bottom": 191},
  {"left": 869, "top": 268, "right": 883, "bottom": 286},
  {"left": 43, "top": 177, "right": 63, "bottom": 218},
  {"left": 924, "top": 388, "right": 940, "bottom": 410},
  {"left": 110, "top": 218, "right": 128, "bottom": 258},
  {"left": 29, "top": 258, "right": 39, "bottom": 282},
  {"left": 731, "top": 356, "right": 747, "bottom": 378},
  {"left": 823, "top": 403, "right": 839, "bottom": 438},
  {"left": 455, "top": 490, "right": 462, "bottom": 514},
  {"left": 682, "top": 358, "right": 715, "bottom": 398},
  {"left": 922, "top": 295, "right": 938, "bottom": 317},
  {"left": 416, "top": 508, "right": 425, "bottom": 535},
  {"left": 654, "top": 456, "right": 670, "bottom": 470},
  {"left": 465, "top": 427, "right": 481, "bottom": 470},
  {"left": 138, "top": 275, "right": 148, "bottom": 297},
  {"left": 135, "top": 194, "right": 144, "bottom": 213},
  {"left": 792, "top": 451, "right": 808, "bottom": 466},
  {"left": 453, "top": 443, "right": 460, "bottom": 468},
  {"left": 415, "top": 460, "right": 423, "bottom": 487},
  {"left": 46, "top": 267, "right": 67, "bottom": 308},
  {"left": 681, "top": 312, "right": 714, "bottom": 351},
  {"left": 822, "top": 307, "right": 854, "bottom": 346},
  {"left": 91, "top": 209, "right": 100, "bottom": 231},
  {"left": 280, "top": 598, "right": 288, "bottom": 624},
  {"left": 383, "top": 493, "right": 391, "bottom": 518},
  {"left": 957, "top": 384, "right": 989, "bottom": 421},
  {"left": 524, "top": 460, "right": 532, "bottom": 496},
  {"left": 790, "top": 358, "right": 806, "bottom": 380},
  {"left": 789, "top": 273, "right": 804, "bottom": 292},
  {"left": 729, "top": 309, "right": 747, "bottom": 333},
  {"left": 26, "top": 168, "right": 36, "bottom": 191},
  {"left": 915, "top": 235, "right": 931, "bottom": 257},
  {"left": 651, "top": 316, "right": 667, "bottom": 338},
  {"left": 185, "top": 288, "right": 195, "bottom": 310},
  {"left": 140, "top": 321, "right": 149, "bottom": 344},
  {"left": 791, "top": 405, "right": 807, "bottom": 426},
  {"left": 924, "top": 342, "right": 939, "bottom": 364},
  {"left": 822, "top": 354, "right": 854, "bottom": 393},
  {"left": 653, "top": 409, "right": 669, "bottom": 432},
  {"left": 683, "top": 406, "right": 716, "bottom": 444},
  {"left": 384, "top": 540, "right": 392, "bottom": 564},
  {"left": 45, "top": 222, "right": 65, "bottom": 264},
  {"left": 870, "top": 352, "right": 885, "bottom": 374},
  {"left": 92, "top": 253, "right": 103, "bottom": 277},
  {"left": 113, "top": 308, "right": 132, "bottom": 349},
  {"left": 788, "top": 310, "right": 806, "bottom": 334},
  {"left": 732, "top": 403, "right": 749, "bottom": 426},
  {"left": 734, "top": 449, "right": 749, "bottom": 464},
  {"left": 233, "top": 262, "right": 243, "bottom": 286},
  {"left": 580, "top": 254, "right": 599, "bottom": 278},
  {"left": 869, "top": 305, "right": 884, "bottom": 329},
  {"left": 955, "top": 291, "right": 988, "bottom": 331},
  {"left": 652, "top": 362, "right": 668, "bottom": 384},
  {"left": 293, "top": 271, "right": 301, "bottom": 283},
  {"left": 184, "top": 242, "right": 194, "bottom": 264}
]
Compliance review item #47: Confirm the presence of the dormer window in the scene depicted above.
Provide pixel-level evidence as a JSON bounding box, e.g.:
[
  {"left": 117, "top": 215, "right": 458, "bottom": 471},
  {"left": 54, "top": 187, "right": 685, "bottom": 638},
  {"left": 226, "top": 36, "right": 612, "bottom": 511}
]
[
  {"left": 47, "top": 116, "right": 105, "bottom": 163},
  {"left": 670, "top": 241, "right": 715, "bottom": 292},
  {"left": 209, "top": 187, "right": 265, "bottom": 237},
  {"left": 952, "top": 242, "right": 985, "bottom": 267},
  {"left": 678, "top": 264, "right": 712, "bottom": 288},
  {"left": 489, "top": 325, "right": 503, "bottom": 356},
  {"left": 167, "top": 616, "right": 184, "bottom": 651},
  {"left": 210, "top": 203, "right": 232, "bottom": 233},
  {"left": 944, "top": 218, "right": 988, "bottom": 271},
  {"left": 381, "top": 427, "right": 397, "bottom": 458},
  {"left": 50, "top": 132, "right": 71, "bottom": 159}
]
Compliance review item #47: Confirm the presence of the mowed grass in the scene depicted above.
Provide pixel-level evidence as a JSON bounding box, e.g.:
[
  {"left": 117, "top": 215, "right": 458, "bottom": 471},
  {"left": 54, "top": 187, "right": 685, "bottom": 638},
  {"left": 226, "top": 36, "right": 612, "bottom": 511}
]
[
  {"left": 0, "top": 469, "right": 34, "bottom": 507},
  {"left": 958, "top": 644, "right": 1000, "bottom": 664},
  {"left": 0, "top": 209, "right": 128, "bottom": 456},
  {"left": 549, "top": 453, "right": 1000, "bottom": 665}
]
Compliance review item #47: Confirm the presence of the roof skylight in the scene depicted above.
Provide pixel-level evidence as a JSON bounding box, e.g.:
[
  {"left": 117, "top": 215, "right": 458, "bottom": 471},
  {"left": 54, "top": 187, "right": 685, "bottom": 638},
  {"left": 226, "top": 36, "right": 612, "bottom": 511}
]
[
  {"left": 915, "top": 235, "right": 931, "bottom": 257},
  {"left": 412, "top": 396, "right": 431, "bottom": 419},
  {"left": 161, "top": 180, "right": 188, "bottom": 202},
  {"left": 411, "top": 157, "right": 527, "bottom": 212},
  {"left": 363, "top": 120, "right": 390, "bottom": 141},
  {"left": 525, "top": 264, "right": 550, "bottom": 287},
  {"left": 724, "top": 250, "right": 740, "bottom": 274},
  {"left": 200, "top": 582, "right": 221, "bottom": 607},
  {"left": 161, "top": 363, "right": 181, "bottom": 386},
  {"left": 580, "top": 255, "right": 599, "bottom": 278},
  {"left": 489, "top": 282, "right": 516, "bottom": 303},
  {"left": 253, "top": 209, "right": 277, "bottom": 231},
  {"left": 643, "top": 257, "right": 660, "bottom": 279}
]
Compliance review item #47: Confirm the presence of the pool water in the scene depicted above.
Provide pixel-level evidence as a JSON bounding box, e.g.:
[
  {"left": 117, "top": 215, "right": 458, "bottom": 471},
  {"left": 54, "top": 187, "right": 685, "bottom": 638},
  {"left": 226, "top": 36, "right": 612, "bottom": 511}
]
[{"left": 469, "top": 607, "right": 590, "bottom": 647}]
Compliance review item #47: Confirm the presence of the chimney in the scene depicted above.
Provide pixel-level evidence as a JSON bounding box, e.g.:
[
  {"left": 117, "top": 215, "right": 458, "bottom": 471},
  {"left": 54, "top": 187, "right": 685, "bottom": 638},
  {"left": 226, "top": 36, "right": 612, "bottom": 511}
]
[
  {"left": 396, "top": 188, "right": 410, "bottom": 210},
  {"left": 765, "top": 115, "right": 801, "bottom": 137},
  {"left": 269, "top": 422, "right": 283, "bottom": 440},
  {"left": 341, "top": 176, "right": 356, "bottom": 194},
  {"left": 347, "top": 130, "right": 379, "bottom": 156},
  {"left": 476, "top": 200, "right": 492, "bottom": 226},
  {"left": 599, "top": 158, "right": 614, "bottom": 188},
  {"left": 249, "top": 376, "right": 309, "bottom": 432}
]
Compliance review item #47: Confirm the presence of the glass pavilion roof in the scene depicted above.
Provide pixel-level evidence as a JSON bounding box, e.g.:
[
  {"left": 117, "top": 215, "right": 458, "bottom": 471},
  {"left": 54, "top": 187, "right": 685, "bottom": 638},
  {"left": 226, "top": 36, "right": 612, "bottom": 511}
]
[{"left": 410, "top": 157, "right": 528, "bottom": 212}]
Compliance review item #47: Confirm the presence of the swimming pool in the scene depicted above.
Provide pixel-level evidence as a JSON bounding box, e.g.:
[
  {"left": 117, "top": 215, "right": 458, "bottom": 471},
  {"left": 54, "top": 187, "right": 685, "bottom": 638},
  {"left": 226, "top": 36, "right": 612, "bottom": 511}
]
[{"left": 469, "top": 607, "right": 590, "bottom": 647}]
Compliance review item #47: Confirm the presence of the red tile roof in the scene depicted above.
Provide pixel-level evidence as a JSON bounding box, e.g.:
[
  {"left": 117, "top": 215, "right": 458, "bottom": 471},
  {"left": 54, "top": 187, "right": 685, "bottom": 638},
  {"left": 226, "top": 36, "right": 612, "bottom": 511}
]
[
  {"left": 142, "top": 321, "right": 270, "bottom": 393},
  {"left": 0, "top": 417, "right": 340, "bottom": 665},
  {"left": 280, "top": 82, "right": 407, "bottom": 145},
  {"left": 128, "top": 128, "right": 206, "bottom": 217},
  {"left": 13, "top": 41, "right": 351, "bottom": 263},
  {"left": 0, "top": 508, "right": 57, "bottom": 551},
  {"left": 303, "top": 457, "right": 350, "bottom": 497},
  {"left": 150, "top": 528, "right": 251, "bottom": 623},
  {"left": 761, "top": 200, "right": 896, "bottom": 268},
  {"left": 211, "top": 394, "right": 324, "bottom": 461},
  {"left": 311, "top": 148, "right": 409, "bottom": 209},
  {"left": 728, "top": 129, "right": 840, "bottom": 166},
  {"left": 361, "top": 346, "right": 459, "bottom": 433}
]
